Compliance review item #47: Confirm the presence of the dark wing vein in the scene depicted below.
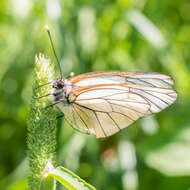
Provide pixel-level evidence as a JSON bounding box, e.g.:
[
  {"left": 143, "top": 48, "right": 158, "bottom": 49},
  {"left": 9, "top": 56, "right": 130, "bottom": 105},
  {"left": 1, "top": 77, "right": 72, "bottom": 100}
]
[
  {"left": 71, "top": 107, "right": 78, "bottom": 127},
  {"left": 127, "top": 78, "right": 154, "bottom": 87},
  {"left": 75, "top": 87, "right": 127, "bottom": 97},
  {"left": 142, "top": 90, "right": 170, "bottom": 106},
  {"left": 137, "top": 78, "right": 157, "bottom": 87},
  {"left": 107, "top": 100, "right": 147, "bottom": 115},
  {"left": 130, "top": 90, "right": 162, "bottom": 111},
  {"left": 77, "top": 91, "right": 150, "bottom": 105},
  {"left": 139, "top": 78, "right": 172, "bottom": 87},
  {"left": 94, "top": 111, "right": 107, "bottom": 137},
  {"left": 107, "top": 113, "right": 121, "bottom": 130},
  {"left": 112, "top": 111, "right": 136, "bottom": 122},
  {"left": 135, "top": 87, "right": 175, "bottom": 94},
  {"left": 140, "top": 94, "right": 162, "bottom": 111},
  {"left": 76, "top": 90, "right": 129, "bottom": 101},
  {"left": 105, "top": 96, "right": 150, "bottom": 105},
  {"left": 73, "top": 104, "right": 90, "bottom": 133},
  {"left": 74, "top": 102, "right": 110, "bottom": 113},
  {"left": 74, "top": 104, "right": 89, "bottom": 120},
  {"left": 107, "top": 102, "right": 136, "bottom": 121}
]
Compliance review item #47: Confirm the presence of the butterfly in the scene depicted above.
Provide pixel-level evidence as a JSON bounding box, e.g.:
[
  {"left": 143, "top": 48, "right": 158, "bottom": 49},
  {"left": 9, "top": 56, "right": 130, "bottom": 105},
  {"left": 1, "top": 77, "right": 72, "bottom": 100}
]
[
  {"left": 42, "top": 26, "right": 177, "bottom": 138},
  {"left": 50, "top": 71, "right": 177, "bottom": 138}
]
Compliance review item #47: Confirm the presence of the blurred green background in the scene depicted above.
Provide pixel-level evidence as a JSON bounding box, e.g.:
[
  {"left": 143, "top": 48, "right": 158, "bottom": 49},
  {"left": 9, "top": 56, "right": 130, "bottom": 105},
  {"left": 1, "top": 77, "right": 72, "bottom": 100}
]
[{"left": 1, "top": 0, "right": 190, "bottom": 189}]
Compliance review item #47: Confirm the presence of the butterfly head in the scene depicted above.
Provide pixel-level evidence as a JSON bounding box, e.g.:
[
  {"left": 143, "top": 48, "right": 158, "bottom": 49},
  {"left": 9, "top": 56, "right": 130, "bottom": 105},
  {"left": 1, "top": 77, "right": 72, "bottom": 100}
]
[
  {"left": 52, "top": 78, "right": 65, "bottom": 89},
  {"left": 52, "top": 78, "right": 73, "bottom": 103}
]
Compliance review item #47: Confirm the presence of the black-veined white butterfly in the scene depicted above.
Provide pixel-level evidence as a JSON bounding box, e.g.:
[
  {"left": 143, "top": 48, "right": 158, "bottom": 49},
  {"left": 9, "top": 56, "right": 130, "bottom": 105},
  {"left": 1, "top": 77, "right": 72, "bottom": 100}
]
[{"left": 41, "top": 26, "right": 177, "bottom": 138}]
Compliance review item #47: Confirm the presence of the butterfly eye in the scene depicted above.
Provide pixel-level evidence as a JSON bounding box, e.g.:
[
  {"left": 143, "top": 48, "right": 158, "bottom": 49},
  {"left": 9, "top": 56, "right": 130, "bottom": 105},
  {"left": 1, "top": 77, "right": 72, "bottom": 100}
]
[{"left": 57, "top": 83, "right": 63, "bottom": 89}]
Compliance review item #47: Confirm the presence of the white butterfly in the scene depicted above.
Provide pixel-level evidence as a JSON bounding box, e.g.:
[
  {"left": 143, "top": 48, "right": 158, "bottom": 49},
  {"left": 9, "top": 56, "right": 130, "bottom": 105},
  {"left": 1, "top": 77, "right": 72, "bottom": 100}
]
[
  {"left": 43, "top": 26, "right": 177, "bottom": 138},
  {"left": 51, "top": 71, "right": 177, "bottom": 138}
]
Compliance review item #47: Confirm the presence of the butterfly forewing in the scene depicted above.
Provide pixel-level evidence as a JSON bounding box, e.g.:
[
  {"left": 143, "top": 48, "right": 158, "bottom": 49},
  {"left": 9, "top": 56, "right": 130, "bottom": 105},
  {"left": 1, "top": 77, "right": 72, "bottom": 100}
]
[
  {"left": 70, "top": 71, "right": 174, "bottom": 88},
  {"left": 57, "top": 71, "right": 177, "bottom": 138},
  {"left": 56, "top": 104, "right": 95, "bottom": 135}
]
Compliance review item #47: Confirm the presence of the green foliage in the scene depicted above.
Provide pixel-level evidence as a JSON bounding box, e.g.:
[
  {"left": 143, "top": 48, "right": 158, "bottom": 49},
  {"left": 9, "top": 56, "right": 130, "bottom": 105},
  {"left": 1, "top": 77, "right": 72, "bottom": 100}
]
[
  {"left": 27, "top": 54, "right": 57, "bottom": 189},
  {"left": 0, "top": 0, "right": 190, "bottom": 190},
  {"left": 40, "top": 176, "right": 56, "bottom": 190},
  {"left": 48, "top": 166, "right": 96, "bottom": 190},
  {"left": 26, "top": 54, "right": 96, "bottom": 190},
  {"left": 138, "top": 125, "right": 190, "bottom": 176}
]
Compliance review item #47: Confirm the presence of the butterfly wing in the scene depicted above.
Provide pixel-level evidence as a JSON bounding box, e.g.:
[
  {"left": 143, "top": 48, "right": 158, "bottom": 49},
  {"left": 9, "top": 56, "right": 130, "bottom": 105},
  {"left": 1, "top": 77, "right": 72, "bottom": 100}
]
[
  {"left": 74, "top": 87, "right": 151, "bottom": 138},
  {"left": 56, "top": 104, "right": 96, "bottom": 135},
  {"left": 59, "top": 71, "right": 177, "bottom": 138},
  {"left": 70, "top": 71, "right": 174, "bottom": 88}
]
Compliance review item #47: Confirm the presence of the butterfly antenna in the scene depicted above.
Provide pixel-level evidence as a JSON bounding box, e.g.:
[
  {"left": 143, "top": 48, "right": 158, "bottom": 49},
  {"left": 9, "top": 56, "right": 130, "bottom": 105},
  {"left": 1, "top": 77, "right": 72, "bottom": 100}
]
[{"left": 44, "top": 25, "right": 63, "bottom": 78}]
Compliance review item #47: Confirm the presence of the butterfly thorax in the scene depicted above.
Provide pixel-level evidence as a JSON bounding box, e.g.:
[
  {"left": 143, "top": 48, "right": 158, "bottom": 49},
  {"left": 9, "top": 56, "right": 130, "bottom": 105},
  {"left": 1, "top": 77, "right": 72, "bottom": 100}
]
[{"left": 52, "top": 78, "right": 73, "bottom": 104}]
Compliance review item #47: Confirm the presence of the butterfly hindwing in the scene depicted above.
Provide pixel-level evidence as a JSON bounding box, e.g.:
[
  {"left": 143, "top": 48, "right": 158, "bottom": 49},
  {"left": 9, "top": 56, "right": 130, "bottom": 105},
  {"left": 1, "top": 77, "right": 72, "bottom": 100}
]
[{"left": 73, "top": 88, "right": 150, "bottom": 138}]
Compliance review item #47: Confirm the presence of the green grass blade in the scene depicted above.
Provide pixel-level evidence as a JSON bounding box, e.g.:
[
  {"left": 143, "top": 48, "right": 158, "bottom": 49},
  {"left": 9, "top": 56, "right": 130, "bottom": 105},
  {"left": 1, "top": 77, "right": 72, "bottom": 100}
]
[
  {"left": 40, "top": 176, "right": 56, "bottom": 190},
  {"left": 48, "top": 166, "right": 96, "bottom": 190}
]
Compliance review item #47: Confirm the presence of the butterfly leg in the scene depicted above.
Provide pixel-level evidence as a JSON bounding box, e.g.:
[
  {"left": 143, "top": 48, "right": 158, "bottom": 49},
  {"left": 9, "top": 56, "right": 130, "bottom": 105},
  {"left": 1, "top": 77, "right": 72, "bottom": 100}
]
[
  {"left": 44, "top": 99, "right": 65, "bottom": 109},
  {"left": 56, "top": 113, "right": 64, "bottom": 120},
  {"left": 32, "top": 99, "right": 65, "bottom": 111},
  {"left": 33, "top": 93, "right": 52, "bottom": 99},
  {"left": 34, "top": 81, "right": 53, "bottom": 90}
]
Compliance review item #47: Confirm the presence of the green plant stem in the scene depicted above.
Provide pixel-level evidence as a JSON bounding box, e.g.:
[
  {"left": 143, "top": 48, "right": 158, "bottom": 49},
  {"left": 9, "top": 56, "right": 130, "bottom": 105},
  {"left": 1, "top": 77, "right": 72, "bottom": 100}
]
[{"left": 27, "top": 54, "right": 57, "bottom": 190}]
